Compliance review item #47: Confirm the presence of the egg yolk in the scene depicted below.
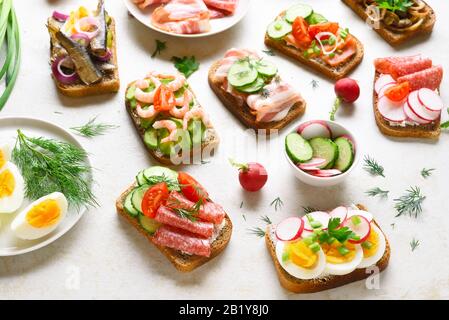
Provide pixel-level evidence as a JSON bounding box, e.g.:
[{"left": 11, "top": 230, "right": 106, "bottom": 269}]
[
  {"left": 66, "top": 7, "right": 90, "bottom": 33},
  {"left": 26, "top": 199, "right": 61, "bottom": 228},
  {"left": 362, "top": 229, "right": 379, "bottom": 258},
  {"left": 322, "top": 241, "right": 356, "bottom": 264},
  {"left": 0, "top": 150, "right": 5, "bottom": 168},
  {"left": 285, "top": 241, "right": 318, "bottom": 269},
  {"left": 0, "top": 169, "right": 15, "bottom": 199}
]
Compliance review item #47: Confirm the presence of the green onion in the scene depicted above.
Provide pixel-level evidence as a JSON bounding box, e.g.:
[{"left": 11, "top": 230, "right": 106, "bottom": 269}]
[
  {"left": 306, "top": 214, "right": 314, "bottom": 223},
  {"left": 282, "top": 252, "right": 290, "bottom": 262},
  {"left": 312, "top": 45, "right": 321, "bottom": 55},
  {"left": 328, "top": 35, "right": 336, "bottom": 45},
  {"left": 327, "top": 236, "right": 336, "bottom": 244},
  {"left": 310, "top": 221, "right": 322, "bottom": 229},
  {"left": 303, "top": 237, "right": 314, "bottom": 245},
  {"left": 362, "top": 241, "right": 373, "bottom": 250},
  {"left": 340, "top": 28, "right": 349, "bottom": 39},
  {"left": 309, "top": 243, "right": 321, "bottom": 253},
  {"left": 351, "top": 215, "right": 362, "bottom": 225},
  {"left": 328, "top": 53, "right": 335, "bottom": 58},
  {"left": 338, "top": 246, "right": 350, "bottom": 256}
]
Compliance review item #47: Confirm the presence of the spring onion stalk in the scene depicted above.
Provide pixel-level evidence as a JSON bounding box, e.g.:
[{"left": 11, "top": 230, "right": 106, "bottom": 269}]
[{"left": 0, "top": 0, "right": 20, "bottom": 111}]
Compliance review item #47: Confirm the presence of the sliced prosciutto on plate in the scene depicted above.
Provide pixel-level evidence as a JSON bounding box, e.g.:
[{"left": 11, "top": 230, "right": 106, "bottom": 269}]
[{"left": 203, "top": 0, "right": 238, "bottom": 15}]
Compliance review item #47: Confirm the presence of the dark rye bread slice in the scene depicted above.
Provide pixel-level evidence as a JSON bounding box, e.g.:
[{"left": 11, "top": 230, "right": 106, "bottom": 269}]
[
  {"left": 208, "top": 61, "right": 306, "bottom": 131},
  {"left": 126, "top": 82, "right": 220, "bottom": 165},
  {"left": 264, "top": 33, "right": 364, "bottom": 81},
  {"left": 373, "top": 72, "right": 441, "bottom": 139},
  {"left": 266, "top": 204, "right": 390, "bottom": 294},
  {"left": 116, "top": 184, "right": 233, "bottom": 272},
  {"left": 342, "top": 0, "right": 436, "bottom": 47},
  {"left": 49, "top": 17, "right": 120, "bottom": 97}
]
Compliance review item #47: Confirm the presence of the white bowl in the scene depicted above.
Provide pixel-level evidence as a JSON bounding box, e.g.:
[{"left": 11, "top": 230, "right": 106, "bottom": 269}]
[{"left": 284, "top": 120, "right": 359, "bottom": 187}]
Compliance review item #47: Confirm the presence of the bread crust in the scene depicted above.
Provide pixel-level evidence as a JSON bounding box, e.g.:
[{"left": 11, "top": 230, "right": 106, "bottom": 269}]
[
  {"left": 373, "top": 72, "right": 441, "bottom": 139},
  {"left": 49, "top": 17, "right": 120, "bottom": 97},
  {"left": 266, "top": 204, "right": 390, "bottom": 293},
  {"left": 342, "top": 0, "right": 436, "bottom": 47},
  {"left": 208, "top": 61, "right": 306, "bottom": 131},
  {"left": 264, "top": 34, "right": 364, "bottom": 81},
  {"left": 116, "top": 184, "right": 233, "bottom": 272}
]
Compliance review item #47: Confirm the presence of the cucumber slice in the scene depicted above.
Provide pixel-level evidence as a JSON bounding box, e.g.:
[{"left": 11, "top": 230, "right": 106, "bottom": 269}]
[
  {"left": 126, "top": 86, "right": 136, "bottom": 100},
  {"left": 131, "top": 185, "right": 150, "bottom": 214},
  {"left": 236, "top": 77, "right": 265, "bottom": 93},
  {"left": 309, "top": 138, "right": 339, "bottom": 169},
  {"left": 228, "top": 59, "right": 258, "bottom": 87},
  {"left": 267, "top": 20, "right": 292, "bottom": 40},
  {"left": 285, "top": 4, "right": 313, "bottom": 23},
  {"left": 188, "top": 119, "right": 205, "bottom": 146},
  {"left": 139, "top": 215, "right": 161, "bottom": 235},
  {"left": 333, "top": 137, "right": 355, "bottom": 172},
  {"left": 124, "top": 190, "right": 139, "bottom": 217},
  {"left": 285, "top": 133, "right": 313, "bottom": 163},
  {"left": 254, "top": 59, "right": 278, "bottom": 77},
  {"left": 306, "top": 12, "right": 328, "bottom": 25},
  {"left": 136, "top": 171, "right": 147, "bottom": 186},
  {"left": 144, "top": 128, "right": 158, "bottom": 150},
  {"left": 143, "top": 166, "right": 178, "bottom": 185}
]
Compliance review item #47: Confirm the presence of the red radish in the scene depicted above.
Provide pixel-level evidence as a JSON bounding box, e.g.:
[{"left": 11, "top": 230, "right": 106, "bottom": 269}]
[
  {"left": 378, "top": 96, "right": 407, "bottom": 122},
  {"left": 375, "top": 75, "right": 396, "bottom": 94},
  {"left": 418, "top": 88, "right": 443, "bottom": 112},
  {"left": 329, "top": 206, "right": 348, "bottom": 224},
  {"left": 407, "top": 90, "right": 440, "bottom": 121},
  {"left": 343, "top": 215, "right": 371, "bottom": 244},
  {"left": 298, "top": 158, "right": 327, "bottom": 171},
  {"left": 275, "top": 217, "right": 304, "bottom": 241},
  {"left": 403, "top": 100, "right": 430, "bottom": 124},
  {"left": 297, "top": 121, "right": 332, "bottom": 139},
  {"left": 229, "top": 159, "right": 268, "bottom": 192},
  {"left": 312, "top": 169, "right": 342, "bottom": 177},
  {"left": 331, "top": 78, "right": 360, "bottom": 120},
  {"left": 338, "top": 135, "right": 356, "bottom": 152},
  {"left": 347, "top": 209, "right": 373, "bottom": 222},
  {"left": 302, "top": 211, "right": 330, "bottom": 231}
]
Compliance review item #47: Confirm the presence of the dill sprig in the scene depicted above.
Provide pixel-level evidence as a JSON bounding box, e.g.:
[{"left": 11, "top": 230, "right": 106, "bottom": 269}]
[
  {"left": 71, "top": 117, "right": 118, "bottom": 138},
  {"left": 302, "top": 206, "right": 317, "bottom": 214},
  {"left": 146, "top": 174, "right": 181, "bottom": 191},
  {"left": 270, "top": 197, "right": 284, "bottom": 211},
  {"left": 248, "top": 227, "right": 266, "bottom": 238},
  {"left": 366, "top": 187, "right": 389, "bottom": 198},
  {"left": 410, "top": 238, "right": 420, "bottom": 252},
  {"left": 262, "top": 49, "right": 275, "bottom": 56},
  {"left": 421, "top": 168, "right": 435, "bottom": 179},
  {"left": 363, "top": 155, "right": 385, "bottom": 177},
  {"left": 171, "top": 198, "right": 203, "bottom": 222},
  {"left": 12, "top": 130, "right": 97, "bottom": 209},
  {"left": 151, "top": 39, "right": 167, "bottom": 58},
  {"left": 394, "top": 186, "right": 425, "bottom": 218},
  {"left": 310, "top": 79, "right": 319, "bottom": 89},
  {"left": 260, "top": 215, "right": 272, "bottom": 225}
]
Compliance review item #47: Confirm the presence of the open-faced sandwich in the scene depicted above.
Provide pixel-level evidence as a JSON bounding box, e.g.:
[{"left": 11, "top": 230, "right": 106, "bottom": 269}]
[
  {"left": 208, "top": 48, "right": 306, "bottom": 131},
  {"left": 266, "top": 205, "right": 390, "bottom": 293},
  {"left": 126, "top": 71, "right": 219, "bottom": 165},
  {"left": 342, "top": 0, "right": 435, "bottom": 46},
  {"left": 264, "top": 3, "right": 363, "bottom": 80},
  {"left": 373, "top": 55, "right": 443, "bottom": 139},
  {"left": 47, "top": 0, "right": 119, "bottom": 97},
  {"left": 116, "top": 166, "right": 232, "bottom": 272}
]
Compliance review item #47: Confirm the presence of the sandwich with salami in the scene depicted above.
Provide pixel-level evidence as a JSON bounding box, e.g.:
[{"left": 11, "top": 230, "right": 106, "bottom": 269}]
[{"left": 116, "top": 166, "right": 232, "bottom": 272}]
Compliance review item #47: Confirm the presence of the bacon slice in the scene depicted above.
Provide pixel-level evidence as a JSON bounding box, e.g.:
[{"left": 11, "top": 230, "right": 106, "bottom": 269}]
[
  {"left": 203, "top": 0, "right": 238, "bottom": 15},
  {"left": 155, "top": 206, "right": 214, "bottom": 238},
  {"left": 152, "top": 225, "right": 211, "bottom": 257},
  {"left": 133, "top": 0, "right": 170, "bottom": 10}
]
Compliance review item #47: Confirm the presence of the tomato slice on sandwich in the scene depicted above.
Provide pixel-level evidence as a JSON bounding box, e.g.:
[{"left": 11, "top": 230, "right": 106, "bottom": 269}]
[
  {"left": 308, "top": 22, "right": 339, "bottom": 39},
  {"left": 178, "top": 172, "right": 209, "bottom": 202},
  {"left": 141, "top": 183, "right": 169, "bottom": 218},
  {"left": 154, "top": 85, "right": 175, "bottom": 111},
  {"left": 292, "top": 17, "right": 312, "bottom": 46}
]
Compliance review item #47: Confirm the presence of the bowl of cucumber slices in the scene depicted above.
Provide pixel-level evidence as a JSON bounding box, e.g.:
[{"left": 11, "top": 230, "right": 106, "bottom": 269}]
[{"left": 285, "top": 120, "right": 358, "bottom": 187}]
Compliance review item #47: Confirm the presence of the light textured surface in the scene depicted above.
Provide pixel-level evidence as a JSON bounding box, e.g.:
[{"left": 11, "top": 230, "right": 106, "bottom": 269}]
[{"left": 1, "top": 0, "right": 449, "bottom": 299}]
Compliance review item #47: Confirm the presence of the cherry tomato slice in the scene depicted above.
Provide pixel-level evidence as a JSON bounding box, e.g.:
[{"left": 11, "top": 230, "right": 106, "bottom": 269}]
[
  {"left": 141, "top": 183, "right": 169, "bottom": 218},
  {"left": 178, "top": 172, "right": 209, "bottom": 203},
  {"left": 154, "top": 85, "right": 175, "bottom": 111},
  {"left": 385, "top": 82, "right": 410, "bottom": 102},
  {"left": 308, "top": 22, "right": 340, "bottom": 40},
  {"left": 292, "top": 17, "right": 312, "bottom": 47}
]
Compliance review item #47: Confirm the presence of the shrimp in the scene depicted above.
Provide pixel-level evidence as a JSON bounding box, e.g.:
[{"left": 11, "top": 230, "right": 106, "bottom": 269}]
[
  {"left": 134, "top": 76, "right": 161, "bottom": 104},
  {"left": 135, "top": 79, "right": 149, "bottom": 90},
  {"left": 136, "top": 104, "right": 158, "bottom": 119},
  {"left": 170, "top": 90, "right": 192, "bottom": 118},
  {"left": 152, "top": 72, "right": 186, "bottom": 92},
  {"left": 153, "top": 120, "right": 179, "bottom": 143},
  {"left": 183, "top": 106, "right": 212, "bottom": 130}
]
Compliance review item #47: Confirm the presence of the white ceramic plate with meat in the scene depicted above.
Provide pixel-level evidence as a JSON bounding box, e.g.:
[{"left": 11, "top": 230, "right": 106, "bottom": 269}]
[
  {"left": 124, "top": 0, "right": 250, "bottom": 38},
  {"left": 0, "top": 117, "right": 91, "bottom": 256}
]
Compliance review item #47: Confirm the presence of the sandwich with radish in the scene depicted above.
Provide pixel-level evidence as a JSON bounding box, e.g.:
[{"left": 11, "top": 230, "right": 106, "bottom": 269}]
[{"left": 373, "top": 55, "right": 444, "bottom": 139}]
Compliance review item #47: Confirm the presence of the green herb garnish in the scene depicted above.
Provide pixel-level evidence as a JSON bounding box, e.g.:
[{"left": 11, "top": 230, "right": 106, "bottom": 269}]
[
  {"left": 270, "top": 197, "right": 284, "bottom": 211},
  {"left": 151, "top": 39, "right": 167, "bottom": 58},
  {"left": 172, "top": 56, "right": 199, "bottom": 78},
  {"left": 240, "top": 201, "right": 244, "bottom": 208},
  {"left": 262, "top": 49, "right": 275, "bottom": 56},
  {"left": 303, "top": 206, "right": 317, "bottom": 214},
  {"left": 394, "top": 186, "right": 425, "bottom": 218},
  {"left": 310, "top": 79, "right": 319, "bottom": 89},
  {"left": 318, "top": 218, "right": 357, "bottom": 244},
  {"left": 260, "top": 215, "right": 272, "bottom": 225},
  {"left": 377, "top": 0, "right": 413, "bottom": 13},
  {"left": 366, "top": 187, "right": 389, "bottom": 198},
  {"left": 421, "top": 168, "right": 435, "bottom": 179},
  {"left": 172, "top": 198, "right": 203, "bottom": 222},
  {"left": 71, "top": 116, "right": 118, "bottom": 138},
  {"left": 410, "top": 238, "right": 420, "bottom": 252},
  {"left": 363, "top": 155, "right": 385, "bottom": 177},
  {"left": 248, "top": 227, "right": 266, "bottom": 238}
]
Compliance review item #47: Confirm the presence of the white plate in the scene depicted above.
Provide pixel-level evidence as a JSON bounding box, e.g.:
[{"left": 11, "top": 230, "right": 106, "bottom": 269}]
[
  {"left": 124, "top": 0, "right": 250, "bottom": 38},
  {"left": 0, "top": 117, "right": 92, "bottom": 256}
]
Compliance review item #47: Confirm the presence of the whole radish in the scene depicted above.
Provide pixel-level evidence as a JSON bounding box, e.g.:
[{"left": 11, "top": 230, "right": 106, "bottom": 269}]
[
  {"left": 230, "top": 159, "right": 268, "bottom": 192},
  {"left": 330, "top": 78, "right": 360, "bottom": 120}
]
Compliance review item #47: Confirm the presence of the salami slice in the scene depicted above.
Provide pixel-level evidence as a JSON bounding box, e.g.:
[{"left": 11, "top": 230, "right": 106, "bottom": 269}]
[
  {"left": 390, "top": 58, "right": 432, "bottom": 80},
  {"left": 397, "top": 65, "right": 443, "bottom": 91},
  {"left": 374, "top": 55, "right": 421, "bottom": 74},
  {"left": 155, "top": 206, "right": 214, "bottom": 238},
  {"left": 152, "top": 225, "right": 211, "bottom": 257}
]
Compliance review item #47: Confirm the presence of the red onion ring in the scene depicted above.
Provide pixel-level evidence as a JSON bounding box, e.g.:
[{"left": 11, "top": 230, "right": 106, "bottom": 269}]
[
  {"left": 52, "top": 11, "right": 69, "bottom": 22},
  {"left": 71, "top": 33, "right": 90, "bottom": 46},
  {"left": 74, "top": 16, "right": 100, "bottom": 40},
  {"left": 51, "top": 56, "right": 79, "bottom": 85},
  {"left": 93, "top": 49, "right": 112, "bottom": 62}
]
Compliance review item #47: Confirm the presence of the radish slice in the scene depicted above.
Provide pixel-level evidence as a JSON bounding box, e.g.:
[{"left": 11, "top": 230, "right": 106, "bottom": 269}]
[
  {"left": 347, "top": 209, "right": 373, "bottom": 222},
  {"left": 312, "top": 169, "right": 342, "bottom": 177},
  {"left": 378, "top": 96, "right": 407, "bottom": 122},
  {"left": 378, "top": 83, "right": 396, "bottom": 99},
  {"left": 418, "top": 88, "right": 443, "bottom": 112},
  {"left": 298, "top": 158, "right": 327, "bottom": 171},
  {"left": 407, "top": 90, "right": 440, "bottom": 121},
  {"left": 275, "top": 217, "right": 304, "bottom": 242},
  {"left": 302, "top": 211, "right": 330, "bottom": 231},
  {"left": 375, "top": 74, "right": 395, "bottom": 94},
  {"left": 403, "top": 100, "right": 430, "bottom": 124},
  {"left": 329, "top": 206, "right": 348, "bottom": 224},
  {"left": 343, "top": 215, "right": 371, "bottom": 244},
  {"left": 297, "top": 121, "right": 332, "bottom": 140}
]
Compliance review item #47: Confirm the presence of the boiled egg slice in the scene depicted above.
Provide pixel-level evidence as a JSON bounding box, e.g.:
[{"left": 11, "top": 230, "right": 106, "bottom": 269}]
[
  {"left": 0, "top": 142, "right": 12, "bottom": 170},
  {"left": 0, "top": 162, "right": 24, "bottom": 214},
  {"left": 357, "top": 224, "right": 387, "bottom": 269},
  {"left": 11, "top": 192, "right": 68, "bottom": 240},
  {"left": 276, "top": 239, "right": 326, "bottom": 280},
  {"left": 323, "top": 241, "right": 364, "bottom": 276}
]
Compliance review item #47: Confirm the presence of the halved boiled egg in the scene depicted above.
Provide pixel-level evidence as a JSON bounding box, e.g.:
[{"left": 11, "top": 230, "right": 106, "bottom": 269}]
[
  {"left": 357, "top": 223, "right": 387, "bottom": 269},
  {"left": 276, "top": 239, "right": 326, "bottom": 280},
  {"left": 11, "top": 192, "right": 68, "bottom": 240},
  {"left": 322, "top": 241, "right": 364, "bottom": 275},
  {"left": 0, "top": 142, "right": 12, "bottom": 170},
  {"left": 0, "top": 162, "right": 24, "bottom": 214}
]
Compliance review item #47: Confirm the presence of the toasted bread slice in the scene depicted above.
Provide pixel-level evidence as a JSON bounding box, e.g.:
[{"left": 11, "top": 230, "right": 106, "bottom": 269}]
[
  {"left": 266, "top": 204, "right": 390, "bottom": 293},
  {"left": 264, "top": 34, "right": 364, "bottom": 81},
  {"left": 49, "top": 18, "right": 120, "bottom": 97},
  {"left": 116, "top": 184, "right": 233, "bottom": 272},
  {"left": 208, "top": 61, "right": 306, "bottom": 131},
  {"left": 342, "top": 0, "right": 436, "bottom": 47},
  {"left": 125, "top": 82, "right": 220, "bottom": 165},
  {"left": 373, "top": 72, "right": 441, "bottom": 139}
]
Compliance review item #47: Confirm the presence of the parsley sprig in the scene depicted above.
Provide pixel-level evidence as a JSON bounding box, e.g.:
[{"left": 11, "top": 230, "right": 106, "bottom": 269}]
[
  {"left": 151, "top": 40, "right": 167, "bottom": 58},
  {"left": 377, "top": 0, "right": 413, "bottom": 13},
  {"left": 172, "top": 56, "right": 199, "bottom": 78}
]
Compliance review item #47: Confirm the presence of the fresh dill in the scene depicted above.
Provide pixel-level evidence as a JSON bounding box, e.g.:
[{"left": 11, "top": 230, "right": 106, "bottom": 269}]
[
  {"left": 421, "top": 168, "right": 435, "bottom": 179},
  {"left": 394, "top": 186, "right": 425, "bottom": 218},
  {"left": 248, "top": 227, "right": 266, "bottom": 238},
  {"left": 366, "top": 187, "right": 389, "bottom": 198},
  {"left": 391, "top": 223, "right": 395, "bottom": 229},
  {"left": 242, "top": 214, "right": 246, "bottom": 221},
  {"left": 270, "top": 197, "right": 284, "bottom": 211},
  {"left": 172, "top": 199, "right": 203, "bottom": 222},
  {"left": 410, "top": 238, "right": 420, "bottom": 252},
  {"left": 262, "top": 49, "right": 275, "bottom": 56},
  {"left": 302, "top": 206, "right": 317, "bottom": 214},
  {"left": 240, "top": 201, "right": 244, "bottom": 208},
  {"left": 310, "top": 79, "right": 319, "bottom": 89},
  {"left": 145, "top": 174, "right": 181, "bottom": 191},
  {"left": 151, "top": 39, "right": 167, "bottom": 58},
  {"left": 363, "top": 155, "right": 385, "bottom": 177},
  {"left": 71, "top": 116, "right": 118, "bottom": 138},
  {"left": 260, "top": 215, "right": 272, "bottom": 225}
]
